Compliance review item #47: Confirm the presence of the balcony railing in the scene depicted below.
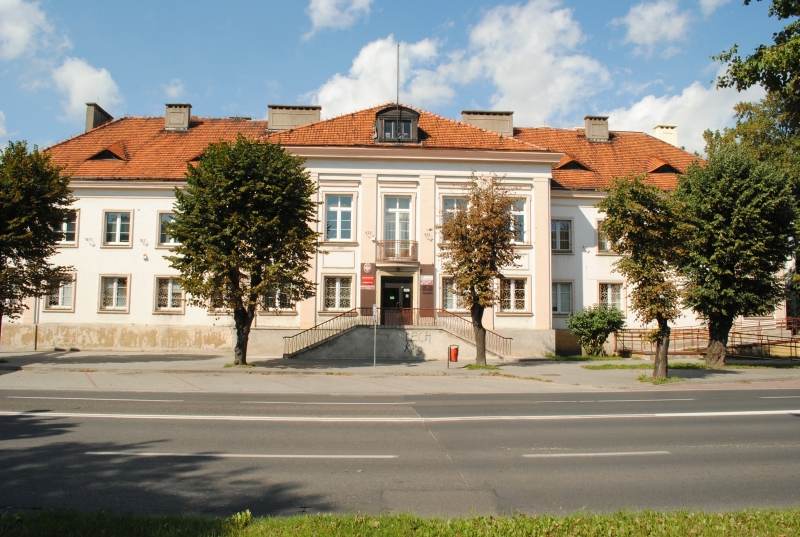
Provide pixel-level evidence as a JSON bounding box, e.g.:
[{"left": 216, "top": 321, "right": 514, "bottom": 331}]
[{"left": 376, "top": 240, "right": 418, "bottom": 262}]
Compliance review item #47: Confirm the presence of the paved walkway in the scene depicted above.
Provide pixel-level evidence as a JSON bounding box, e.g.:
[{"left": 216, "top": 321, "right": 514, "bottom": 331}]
[{"left": 2, "top": 350, "right": 800, "bottom": 394}]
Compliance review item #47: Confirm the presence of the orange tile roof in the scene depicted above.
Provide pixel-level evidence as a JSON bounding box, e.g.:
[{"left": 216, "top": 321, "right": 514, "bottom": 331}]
[
  {"left": 266, "top": 103, "right": 546, "bottom": 152},
  {"left": 513, "top": 127, "right": 700, "bottom": 190},
  {"left": 47, "top": 117, "right": 268, "bottom": 180}
]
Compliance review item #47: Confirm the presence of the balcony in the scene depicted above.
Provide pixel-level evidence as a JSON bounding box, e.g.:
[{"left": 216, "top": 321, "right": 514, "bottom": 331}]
[{"left": 376, "top": 240, "right": 418, "bottom": 263}]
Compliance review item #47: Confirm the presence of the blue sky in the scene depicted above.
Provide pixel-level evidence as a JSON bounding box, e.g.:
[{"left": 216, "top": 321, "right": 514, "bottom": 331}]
[{"left": 0, "top": 0, "right": 782, "bottom": 152}]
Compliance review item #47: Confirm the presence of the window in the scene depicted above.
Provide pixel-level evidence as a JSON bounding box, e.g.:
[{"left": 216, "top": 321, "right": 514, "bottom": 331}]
[
  {"left": 599, "top": 283, "right": 622, "bottom": 310},
  {"left": 263, "top": 285, "right": 293, "bottom": 310},
  {"left": 597, "top": 220, "right": 615, "bottom": 254},
  {"left": 551, "top": 219, "right": 572, "bottom": 253},
  {"left": 100, "top": 276, "right": 129, "bottom": 311},
  {"left": 103, "top": 211, "right": 131, "bottom": 245},
  {"left": 45, "top": 276, "right": 75, "bottom": 311},
  {"left": 325, "top": 195, "right": 352, "bottom": 241},
  {"left": 510, "top": 199, "right": 526, "bottom": 243},
  {"left": 383, "top": 119, "right": 412, "bottom": 141},
  {"left": 155, "top": 277, "right": 183, "bottom": 312},
  {"left": 442, "top": 278, "right": 465, "bottom": 310},
  {"left": 158, "top": 213, "right": 178, "bottom": 246},
  {"left": 384, "top": 196, "right": 411, "bottom": 241},
  {"left": 375, "top": 105, "right": 419, "bottom": 143},
  {"left": 323, "top": 276, "right": 352, "bottom": 310},
  {"left": 552, "top": 282, "right": 572, "bottom": 315},
  {"left": 442, "top": 196, "right": 467, "bottom": 224},
  {"left": 57, "top": 210, "right": 78, "bottom": 245},
  {"left": 500, "top": 278, "right": 526, "bottom": 312}
]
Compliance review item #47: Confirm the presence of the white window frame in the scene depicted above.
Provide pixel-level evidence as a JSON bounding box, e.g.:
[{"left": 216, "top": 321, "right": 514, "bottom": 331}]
[
  {"left": 98, "top": 274, "right": 130, "bottom": 313},
  {"left": 57, "top": 209, "right": 79, "bottom": 247},
  {"left": 499, "top": 277, "right": 528, "bottom": 313},
  {"left": 441, "top": 276, "right": 467, "bottom": 312},
  {"left": 322, "top": 275, "right": 353, "bottom": 311},
  {"left": 552, "top": 281, "right": 573, "bottom": 316},
  {"left": 157, "top": 211, "right": 180, "bottom": 248},
  {"left": 324, "top": 194, "right": 354, "bottom": 242},
  {"left": 441, "top": 195, "right": 467, "bottom": 225},
  {"left": 551, "top": 218, "right": 573, "bottom": 254},
  {"left": 597, "top": 219, "right": 616, "bottom": 255},
  {"left": 261, "top": 285, "right": 295, "bottom": 312},
  {"left": 599, "top": 282, "right": 624, "bottom": 311},
  {"left": 44, "top": 273, "right": 76, "bottom": 312},
  {"left": 153, "top": 276, "right": 185, "bottom": 314},
  {"left": 382, "top": 195, "right": 412, "bottom": 242},
  {"left": 510, "top": 198, "right": 527, "bottom": 244},
  {"left": 102, "top": 210, "right": 133, "bottom": 247}
]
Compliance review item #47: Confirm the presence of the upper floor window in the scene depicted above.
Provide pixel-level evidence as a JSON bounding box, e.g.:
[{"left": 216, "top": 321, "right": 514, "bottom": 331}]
[
  {"left": 442, "top": 196, "right": 467, "bottom": 225},
  {"left": 597, "top": 219, "right": 615, "bottom": 254},
  {"left": 551, "top": 219, "right": 572, "bottom": 253},
  {"left": 510, "top": 199, "right": 526, "bottom": 243},
  {"left": 325, "top": 195, "right": 352, "bottom": 241},
  {"left": 103, "top": 211, "right": 131, "bottom": 246},
  {"left": 500, "top": 277, "right": 526, "bottom": 312},
  {"left": 57, "top": 210, "right": 78, "bottom": 245},
  {"left": 158, "top": 212, "right": 179, "bottom": 246},
  {"left": 384, "top": 196, "right": 411, "bottom": 241},
  {"left": 375, "top": 105, "right": 420, "bottom": 143}
]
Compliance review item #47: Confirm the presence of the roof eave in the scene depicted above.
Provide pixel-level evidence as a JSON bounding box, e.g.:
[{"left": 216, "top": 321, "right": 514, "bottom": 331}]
[{"left": 282, "top": 145, "right": 563, "bottom": 164}]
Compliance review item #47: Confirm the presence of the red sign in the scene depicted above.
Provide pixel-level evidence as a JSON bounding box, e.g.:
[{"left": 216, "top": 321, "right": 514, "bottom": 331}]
[{"left": 361, "top": 275, "right": 375, "bottom": 289}]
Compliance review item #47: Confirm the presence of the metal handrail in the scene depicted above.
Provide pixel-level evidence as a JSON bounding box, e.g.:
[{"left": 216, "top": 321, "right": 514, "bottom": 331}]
[{"left": 375, "top": 240, "right": 418, "bottom": 262}]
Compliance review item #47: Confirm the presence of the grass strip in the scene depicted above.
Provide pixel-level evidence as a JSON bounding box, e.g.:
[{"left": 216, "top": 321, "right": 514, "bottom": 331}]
[
  {"left": 582, "top": 362, "right": 705, "bottom": 371},
  {"left": 463, "top": 364, "right": 500, "bottom": 371},
  {"left": 637, "top": 374, "right": 686, "bottom": 385},
  {"left": 545, "top": 354, "right": 627, "bottom": 362},
  {"left": 3, "top": 509, "right": 800, "bottom": 537}
]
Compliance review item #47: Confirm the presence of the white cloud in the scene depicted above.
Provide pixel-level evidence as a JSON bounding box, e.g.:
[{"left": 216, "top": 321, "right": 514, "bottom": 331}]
[
  {"left": 52, "top": 57, "right": 122, "bottom": 121},
  {"left": 699, "top": 0, "right": 730, "bottom": 17},
  {"left": 305, "top": 0, "right": 372, "bottom": 38},
  {"left": 162, "top": 78, "right": 185, "bottom": 100},
  {"left": 308, "top": 35, "right": 452, "bottom": 118},
  {"left": 607, "top": 69, "right": 764, "bottom": 153},
  {"left": 613, "top": 0, "right": 690, "bottom": 57},
  {"left": 0, "top": 110, "right": 7, "bottom": 138},
  {"left": 0, "top": 0, "right": 52, "bottom": 60}
]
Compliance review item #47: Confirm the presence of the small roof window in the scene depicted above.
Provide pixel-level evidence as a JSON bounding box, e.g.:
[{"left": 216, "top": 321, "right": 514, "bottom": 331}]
[{"left": 375, "top": 105, "right": 420, "bottom": 143}]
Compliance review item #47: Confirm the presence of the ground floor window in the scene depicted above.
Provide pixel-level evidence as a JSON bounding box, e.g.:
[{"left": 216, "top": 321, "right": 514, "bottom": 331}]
[
  {"left": 155, "top": 277, "right": 183, "bottom": 312},
  {"left": 552, "top": 282, "right": 572, "bottom": 315},
  {"left": 46, "top": 276, "right": 75, "bottom": 310},
  {"left": 599, "top": 282, "right": 622, "bottom": 310},
  {"left": 500, "top": 278, "right": 526, "bottom": 312},
  {"left": 442, "top": 277, "right": 465, "bottom": 311},
  {"left": 100, "top": 276, "right": 129, "bottom": 311},
  {"left": 263, "top": 285, "right": 293, "bottom": 310},
  {"left": 324, "top": 276, "right": 352, "bottom": 310}
]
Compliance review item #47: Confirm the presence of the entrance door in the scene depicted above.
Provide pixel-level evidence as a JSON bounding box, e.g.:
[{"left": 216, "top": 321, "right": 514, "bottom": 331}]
[{"left": 380, "top": 276, "right": 413, "bottom": 325}]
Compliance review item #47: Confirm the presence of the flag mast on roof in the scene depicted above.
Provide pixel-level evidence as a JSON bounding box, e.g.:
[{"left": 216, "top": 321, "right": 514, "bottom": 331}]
[{"left": 396, "top": 41, "right": 400, "bottom": 108}]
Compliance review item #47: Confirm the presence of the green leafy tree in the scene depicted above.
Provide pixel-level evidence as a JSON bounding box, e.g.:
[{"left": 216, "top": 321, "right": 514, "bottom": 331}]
[
  {"left": 168, "top": 136, "right": 317, "bottom": 365},
  {"left": 0, "top": 141, "right": 73, "bottom": 344},
  {"left": 439, "top": 175, "right": 517, "bottom": 365},
  {"left": 599, "top": 176, "right": 684, "bottom": 378},
  {"left": 567, "top": 305, "right": 625, "bottom": 357},
  {"left": 716, "top": 0, "right": 800, "bottom": 130},
  {"left": 676, "top": 137, "right": 796, "bottom": 367}
]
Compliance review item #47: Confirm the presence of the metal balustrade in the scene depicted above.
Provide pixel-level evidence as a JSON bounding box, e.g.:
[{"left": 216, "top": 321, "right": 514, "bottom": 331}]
[{"left": 375, "top": 240, "right": 418, "bottom": 262}]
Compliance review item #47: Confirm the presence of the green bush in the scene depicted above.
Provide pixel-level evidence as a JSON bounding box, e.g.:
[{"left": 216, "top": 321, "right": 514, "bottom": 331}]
[{"left": 567, "top": 305, "right": 625, "bottom": 356}]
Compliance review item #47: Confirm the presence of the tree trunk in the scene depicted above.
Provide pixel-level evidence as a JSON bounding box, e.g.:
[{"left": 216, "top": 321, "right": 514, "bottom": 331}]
[
  {"left": 0, "top": 306, "right": 4, "bottom": 352},
  {"left": 653, "top": 316, "right": 670, "bottom": 379},
  {"left": 233, "top": 307, "right": 253, "bottom": 366},
  {"left": 471, "top": 303, "right": 486, "bottom": 366},
  {"left": 706, "top": 315, "right": 732, "bottom": 368}
]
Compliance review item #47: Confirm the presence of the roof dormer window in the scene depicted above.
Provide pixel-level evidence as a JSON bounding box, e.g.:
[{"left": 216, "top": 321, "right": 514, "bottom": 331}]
[{"left": 375, "top": 105, "right": 419, "bottom": 143}]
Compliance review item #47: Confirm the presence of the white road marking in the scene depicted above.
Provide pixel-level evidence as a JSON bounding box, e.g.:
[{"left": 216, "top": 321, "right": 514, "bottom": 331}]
[
  {"left": 760, "top": 396, "right": 800, "bottom": 399},
  {"left": 241, "top": 401, "right": 415, "bottom": 405},
  {"left": 6, "top": 396, "right": 183, "bottom": 403},
  {"left": 524, "top": 450, "right": 670, "bottom": 458},
  {"left": 0, "top": 409, "right": 798, "bottom": 423},
  {"left": 589, "top": 398, "right": 695, "bottom": 403},
  {"left": 85, "top": 451, "right": 397, "bottom": 459}
]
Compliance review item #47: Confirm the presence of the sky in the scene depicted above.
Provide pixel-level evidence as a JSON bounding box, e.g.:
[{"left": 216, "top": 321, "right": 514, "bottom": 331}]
[{"left": 0, "top": 0, "right": 783, "bottom": 153}]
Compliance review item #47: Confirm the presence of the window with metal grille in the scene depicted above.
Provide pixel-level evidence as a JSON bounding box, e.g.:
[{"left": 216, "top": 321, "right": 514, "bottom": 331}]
[
  {"left": 324, "top": 277, "right": 351, "bottom": 310},
  {"left": 500, "top": 278, "right": 526, "bottom": 312},
  {"left": 100, "top": 276, "right": 128, "bottom": 311},
  {"left": 599, "top": 283, "right": 622, "bottom": 310},
  {"left": 46, "top": 276, "right": 75, "bottom": 310},
  {"left": 155, "top": 277, "right": 183, "bottom": 312}
]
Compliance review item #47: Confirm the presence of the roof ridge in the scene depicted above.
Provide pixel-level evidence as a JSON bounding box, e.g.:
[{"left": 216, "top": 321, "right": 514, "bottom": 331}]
[
  {"left": 268, "top": 102, "right": 390, "bottom": 139},
  {"left": 45, "top": 116, "right": 127, "bottom": 152}
]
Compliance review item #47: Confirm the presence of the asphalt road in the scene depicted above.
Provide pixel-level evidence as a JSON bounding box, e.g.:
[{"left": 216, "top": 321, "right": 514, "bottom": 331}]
[{"left": 2, "top": 388, "right": 800, "bottom": 516}]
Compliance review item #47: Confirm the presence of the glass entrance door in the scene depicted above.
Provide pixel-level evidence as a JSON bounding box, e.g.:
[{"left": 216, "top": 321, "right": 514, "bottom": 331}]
[{"left": 380, "top": 276, "right": 413, "bottom": 325}]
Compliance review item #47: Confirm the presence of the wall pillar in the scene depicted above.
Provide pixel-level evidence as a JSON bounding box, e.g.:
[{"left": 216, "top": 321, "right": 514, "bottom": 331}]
[{"left": 532, "top": 176, "right": 552, "bottom": 329}]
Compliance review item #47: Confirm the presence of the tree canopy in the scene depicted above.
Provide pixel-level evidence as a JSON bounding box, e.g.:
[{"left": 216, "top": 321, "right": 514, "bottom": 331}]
[{"left": 168, "top": 136, "right": 317, "bottom": 365}]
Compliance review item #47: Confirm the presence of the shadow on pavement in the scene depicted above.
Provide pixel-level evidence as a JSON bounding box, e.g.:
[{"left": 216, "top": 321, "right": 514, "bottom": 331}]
[
  {"left": 0, "top": 414, "right": 331, "bottom": 516},
  {"left": 0, "top": 352, "right": 225, "bottom": 368},
  {"left": 252, "top": 356, "right": 429, "bottom": 370}
]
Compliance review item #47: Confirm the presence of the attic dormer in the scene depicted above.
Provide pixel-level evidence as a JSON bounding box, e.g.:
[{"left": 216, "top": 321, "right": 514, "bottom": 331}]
[
  {"left": 88, "top": 141, "right": 127, "bottom": 161},
  {"left": 647, "top": 157, "right": 680, "bottom": 174},
  {"left": 556, "top": 157, "right": 591, "bottom": 171},
  {"left": 375, "top": 105, "right": 420, "bottom": 143}
]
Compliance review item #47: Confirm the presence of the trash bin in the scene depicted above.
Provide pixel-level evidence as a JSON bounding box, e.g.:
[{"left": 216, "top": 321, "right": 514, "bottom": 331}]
[{"left": 448, "top": 344, "right": 459, "bottom": 363}]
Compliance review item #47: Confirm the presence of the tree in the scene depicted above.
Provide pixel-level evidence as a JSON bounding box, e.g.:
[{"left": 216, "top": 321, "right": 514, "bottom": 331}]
[
  {"left": 0, "top": 141, "right": 73, "bottom": 345},
  {"left": 439, "top": 175, "right": 517, "bottom": 365},
  {"left": 716, "top": 0, "right": 800, "bottom": 130},
  {"left": 675, "top": 137, "right": 796, "bottom": 367},
  {"left": 566, "top": 305, "right": 626, "bottom": 357},
  {"left": 598, "top": 176, "right": 684, "bottom": 378},
  {"left": 168, "top": 136, "right": 317, "bottom": 365}
]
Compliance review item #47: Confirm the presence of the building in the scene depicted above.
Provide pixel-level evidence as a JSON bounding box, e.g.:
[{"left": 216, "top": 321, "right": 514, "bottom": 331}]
[{"left": 1, "top": 102, "right": 705, "bottom": 357}]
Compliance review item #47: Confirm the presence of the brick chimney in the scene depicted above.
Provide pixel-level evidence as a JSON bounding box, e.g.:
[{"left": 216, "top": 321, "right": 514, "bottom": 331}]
[
  {"left": 85, "top": 103, "right": 113, "bottom": 132},
  {"left": 653, "top": 124, "right": 678, "bottom": 146},
  {"left": 460, "top": 110, "right": 514, "bottom": 137},
  {"left": 584, "top": 116, "right": 609, "bottom": 142},
  {"left": 164, "top": 103, "right": 191, "bottom": 131},
  {"left": 267, "top": 105, "right": 321, "bottom": 131}
]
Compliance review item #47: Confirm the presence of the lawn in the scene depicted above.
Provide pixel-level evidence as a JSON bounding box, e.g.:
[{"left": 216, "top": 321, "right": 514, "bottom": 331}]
[
  {"left": 582, "top": 362, "right": 705, "bottom": 371},
  {"left": 3, "top": 510, "right": 800, "bottom": 537}
]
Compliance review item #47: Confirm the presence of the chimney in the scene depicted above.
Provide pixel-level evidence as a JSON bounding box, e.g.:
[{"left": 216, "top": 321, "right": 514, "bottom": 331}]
[
  {"left": 164, "top": 103, "right": 192, "bottom": 131},
  {"left": 460, "top": 110, "right": 514, "bottom": 137},
  {"left": 653, "top": 124, "right": 678, "bottom": 146},
  {"left": 267, "top": 105, "right": 321, "bottom": 131},
  {"left": 85, "top": 103, "right": 113, "bottom": 132},
  {"left": 584, "top": 115, "right": 609, "bottom": 142}
]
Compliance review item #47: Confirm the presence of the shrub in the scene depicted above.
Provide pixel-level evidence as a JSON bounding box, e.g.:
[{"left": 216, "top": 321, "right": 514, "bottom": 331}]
[{"left": 567, "top": 305, "right": 625, "bottom": 356}]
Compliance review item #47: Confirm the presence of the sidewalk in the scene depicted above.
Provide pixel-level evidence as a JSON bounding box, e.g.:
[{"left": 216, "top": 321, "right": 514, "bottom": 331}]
[{"left": 2, "top": 350, "right": 800, "bottom": 394}]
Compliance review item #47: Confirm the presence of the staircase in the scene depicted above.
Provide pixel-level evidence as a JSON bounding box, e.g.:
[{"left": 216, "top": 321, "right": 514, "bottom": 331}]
[{"left": 283, "top": 307, "right": 512, "bottom": 359}]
